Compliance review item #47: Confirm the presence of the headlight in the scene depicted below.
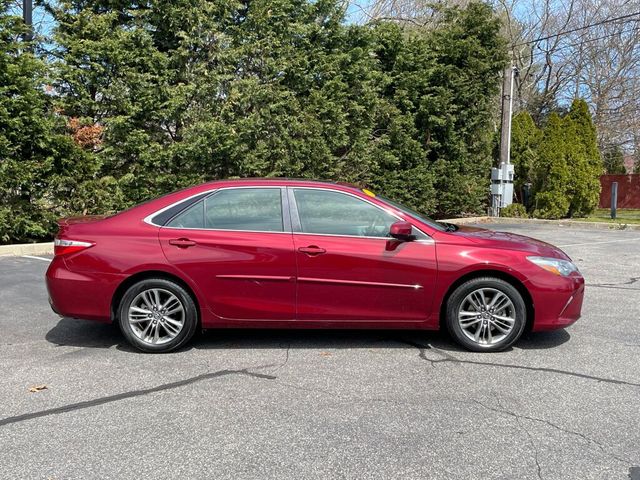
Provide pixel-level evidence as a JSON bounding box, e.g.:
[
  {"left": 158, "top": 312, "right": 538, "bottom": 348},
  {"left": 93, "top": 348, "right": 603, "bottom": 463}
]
[{"left": 527, "top": 256, "right": 579, "bottom": 276}]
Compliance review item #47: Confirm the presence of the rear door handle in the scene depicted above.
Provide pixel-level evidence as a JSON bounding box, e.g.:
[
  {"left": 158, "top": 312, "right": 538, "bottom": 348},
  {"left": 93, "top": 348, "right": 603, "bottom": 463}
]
[
  {"left": 298, "top": 245, "right": 326, "bottom": 256},
  {"left": 169, "top": 238, "right": 197, "bottom": 248}
]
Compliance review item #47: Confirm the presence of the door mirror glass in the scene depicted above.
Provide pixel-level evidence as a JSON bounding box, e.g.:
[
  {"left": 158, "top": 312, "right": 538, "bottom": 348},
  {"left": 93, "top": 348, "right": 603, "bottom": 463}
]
[{"left": 389, "top": 221, "right": 415, "bottom": 241}]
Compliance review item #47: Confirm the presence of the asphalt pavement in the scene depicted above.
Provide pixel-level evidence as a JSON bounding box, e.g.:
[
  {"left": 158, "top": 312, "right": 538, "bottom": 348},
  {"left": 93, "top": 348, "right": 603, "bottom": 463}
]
[{"left": 0, "top": 223, "right": 639, "bottom": 479}]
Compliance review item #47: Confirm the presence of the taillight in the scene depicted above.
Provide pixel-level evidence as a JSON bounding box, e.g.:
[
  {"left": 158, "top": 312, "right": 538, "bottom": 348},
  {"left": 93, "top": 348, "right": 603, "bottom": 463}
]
[{"left": 54, "top": 238, "right": 94, "bottom": 256}]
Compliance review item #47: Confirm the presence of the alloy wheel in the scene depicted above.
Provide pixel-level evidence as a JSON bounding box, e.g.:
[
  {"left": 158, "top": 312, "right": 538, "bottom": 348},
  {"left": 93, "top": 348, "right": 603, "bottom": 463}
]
[
  {"left": 457, "top": 287, "right": 516, "bottom": 346},
  {"left": 128, "top": 288, "right": 185, "bottom": 345}
]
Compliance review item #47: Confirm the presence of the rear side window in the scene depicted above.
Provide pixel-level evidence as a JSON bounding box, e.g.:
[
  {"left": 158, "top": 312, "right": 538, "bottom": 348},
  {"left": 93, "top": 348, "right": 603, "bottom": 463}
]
[
  {"left": 150, "top": 191, "right": 210, "bottom": 226},
  {"left": 167, "top": 188, "right": 284, "bottom": 232},
  {"left": 166, "top": 201, "right": 205, "bottom": 228}
]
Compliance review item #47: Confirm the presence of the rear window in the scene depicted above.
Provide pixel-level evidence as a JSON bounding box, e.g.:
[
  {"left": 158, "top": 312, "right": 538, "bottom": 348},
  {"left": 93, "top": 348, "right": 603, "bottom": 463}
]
[{"left": 151, "top": 192, "right": 210, "bottom": 226}]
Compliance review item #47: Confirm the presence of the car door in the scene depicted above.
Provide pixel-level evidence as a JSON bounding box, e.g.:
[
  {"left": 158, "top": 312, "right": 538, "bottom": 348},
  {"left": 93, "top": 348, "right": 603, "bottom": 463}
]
[
  {"left": 289, "top": 187, "right": 437, "bottom": 323},
  {"left": 159, "top": 187, "right": 296, "bottom": 321}
]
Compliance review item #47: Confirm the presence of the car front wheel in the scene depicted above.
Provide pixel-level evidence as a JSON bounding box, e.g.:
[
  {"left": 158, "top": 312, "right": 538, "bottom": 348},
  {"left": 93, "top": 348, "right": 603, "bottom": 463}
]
[
  {"left": 118, "top": 278, "right": 198, "bottom": 353},
  {"left": 446, "top": 277, "right": 527, "bottom": 352}
]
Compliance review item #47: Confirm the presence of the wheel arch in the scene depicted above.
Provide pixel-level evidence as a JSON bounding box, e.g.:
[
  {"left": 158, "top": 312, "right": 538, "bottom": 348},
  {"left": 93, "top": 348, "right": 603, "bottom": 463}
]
[
  {"left": 439, "top": 269, "right": 534, "bottom": 332},
  {"left": 111, "top": 270, "right": 201, "bottom": 325}
]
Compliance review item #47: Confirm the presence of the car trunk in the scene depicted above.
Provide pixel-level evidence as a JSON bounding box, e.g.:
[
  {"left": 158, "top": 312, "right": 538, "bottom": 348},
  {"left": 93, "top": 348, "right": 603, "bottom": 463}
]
[{"left": 56, "top": 215, "right": 108, "bottom": 236}]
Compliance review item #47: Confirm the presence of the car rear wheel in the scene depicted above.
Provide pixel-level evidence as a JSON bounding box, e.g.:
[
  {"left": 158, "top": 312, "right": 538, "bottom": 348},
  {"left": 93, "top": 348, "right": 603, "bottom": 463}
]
[
  {"left": 445, "top": 277, "right": 527, "bottom": 352},
  {"left": 118, "top": 278, "right": 198, "bottom": 353}
]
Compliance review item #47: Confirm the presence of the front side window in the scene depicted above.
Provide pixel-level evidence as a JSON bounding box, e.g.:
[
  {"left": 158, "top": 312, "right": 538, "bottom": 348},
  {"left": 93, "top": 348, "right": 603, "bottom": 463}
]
[
  {"left": 377, "top": 195, "right": 447, "bottom": 232},
  {"left": 166, "top": 188, "right": 284, "bottom": 232},
  {"left": 293, "top": 189, "right": 397, "bottom": 238}
]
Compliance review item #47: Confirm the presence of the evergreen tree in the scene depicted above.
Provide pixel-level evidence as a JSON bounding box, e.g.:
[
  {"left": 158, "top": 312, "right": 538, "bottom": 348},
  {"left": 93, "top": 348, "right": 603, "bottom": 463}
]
[
  {"left": 510, "top": 111, "right": 540, "bottom": 203},
  {"left": 48, "top": 0, "right": 507, "bottom": 221},
  {"left": 530, "top": 100, "right": 602, "bottom": 219},
  {"left": 50, "top": 0, "right": 387, "bottom": 205},
  {"left": 369, "top": 3, "right": 507, "bottom": 216},
  {"left": 0, "top": 2, "right": 98, "bottom": 243},
  {"left": 565, "top": 99, "right": 602, "bottom": 216},
  {"left": 532, "top": 113, "right": 571, "bottom": 219}
]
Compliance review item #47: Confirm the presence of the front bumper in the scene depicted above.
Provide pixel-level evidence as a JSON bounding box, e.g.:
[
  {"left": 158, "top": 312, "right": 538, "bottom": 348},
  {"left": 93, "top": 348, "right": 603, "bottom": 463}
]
[{"left": 529, "top": 272, "right": 585, "bottom": 331}]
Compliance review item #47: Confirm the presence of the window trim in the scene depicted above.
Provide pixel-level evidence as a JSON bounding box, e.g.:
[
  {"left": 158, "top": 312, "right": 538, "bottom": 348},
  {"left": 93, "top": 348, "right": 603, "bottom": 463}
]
[
  {"left": 144, "top": 189, "right": 217, "bottom": 227},
  {"left": 148, "top": 186, "right": 292, "bottom": 234},
  {"left": 287, "top": 187, "right": 431, "bottom": 241}
]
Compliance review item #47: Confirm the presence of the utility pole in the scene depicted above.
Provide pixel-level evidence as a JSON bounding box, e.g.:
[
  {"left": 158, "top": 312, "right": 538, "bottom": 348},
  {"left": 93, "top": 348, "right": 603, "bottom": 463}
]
[
  {"left": 490, "top": 63, "right": 517, "bottom": 216},
  {"left": 499, "top": 64, "right": 515, "bottom": 168},
  {"left": 23, "top": 0, "right": 33, "bottom": 43}
]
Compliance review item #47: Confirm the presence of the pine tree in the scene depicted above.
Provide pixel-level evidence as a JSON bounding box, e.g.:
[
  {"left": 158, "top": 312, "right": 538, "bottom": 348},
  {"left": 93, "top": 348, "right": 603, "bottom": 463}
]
[
  {"left": 529, "top": 100, "right": 602, "bottom": 219},
  {"left": 565, "top": 99, "right": 602, "bottom": 216},
  {"left": 510, "top": 111, "right": 540, "bottom": 204},
  {"left": 0, "top": 2, "right": 98, "bottom": 243},
  {"left": 50, "top": 0, "right": 385, "bottom": 205},
  {"left": 49, "top": 0, "right": 507, "bottom": 221},
  {"left": 532, "top": 113, "right": 571, "bottom": 219},
  {"left": 369, "top": 3, "right": 507, "bottom": 216}
]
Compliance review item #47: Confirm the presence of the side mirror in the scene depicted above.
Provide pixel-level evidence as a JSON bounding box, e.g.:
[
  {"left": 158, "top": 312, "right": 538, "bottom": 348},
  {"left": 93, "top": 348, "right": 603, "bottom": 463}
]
[{"left": 389, "top": 221, "right": 416, "bottom": 242}]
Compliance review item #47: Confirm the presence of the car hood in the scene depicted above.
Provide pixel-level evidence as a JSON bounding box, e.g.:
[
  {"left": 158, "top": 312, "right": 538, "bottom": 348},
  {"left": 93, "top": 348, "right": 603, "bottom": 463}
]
[{"left": 447, "top": 225, "right": 571, "bottom": 260}]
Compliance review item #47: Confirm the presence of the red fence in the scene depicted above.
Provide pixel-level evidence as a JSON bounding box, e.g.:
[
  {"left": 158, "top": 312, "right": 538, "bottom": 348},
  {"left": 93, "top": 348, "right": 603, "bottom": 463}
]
[{"left": 599, "top": 174, "right": 640, "bottom": 209}]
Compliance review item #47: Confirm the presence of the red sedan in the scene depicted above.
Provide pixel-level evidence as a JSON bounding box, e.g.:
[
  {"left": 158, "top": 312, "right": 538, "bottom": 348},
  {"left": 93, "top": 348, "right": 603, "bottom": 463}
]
[{"left": 46, "top": 179, "right": 584, "bottom": 353}]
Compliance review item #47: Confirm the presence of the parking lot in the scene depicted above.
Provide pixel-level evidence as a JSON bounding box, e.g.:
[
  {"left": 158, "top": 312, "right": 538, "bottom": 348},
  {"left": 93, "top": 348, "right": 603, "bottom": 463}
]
[{"left": 1, "top": 223, "right": 639, "bottom": 479}]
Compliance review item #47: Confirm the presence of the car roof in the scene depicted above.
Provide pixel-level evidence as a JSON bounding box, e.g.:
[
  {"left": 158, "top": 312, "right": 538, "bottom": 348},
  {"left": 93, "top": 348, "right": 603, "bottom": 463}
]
[
  {"left": 114, "top": 178, "right": 369, "bottom": 226},
  {"left": 201, "top": 177, "right": 363, "bottom": 190}
]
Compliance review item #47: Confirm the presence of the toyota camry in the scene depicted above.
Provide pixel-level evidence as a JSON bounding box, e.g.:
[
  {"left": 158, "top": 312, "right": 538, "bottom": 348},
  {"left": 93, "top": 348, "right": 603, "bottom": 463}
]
[{"left": 46, "top": 179, "right": 584, "bottom": 353}]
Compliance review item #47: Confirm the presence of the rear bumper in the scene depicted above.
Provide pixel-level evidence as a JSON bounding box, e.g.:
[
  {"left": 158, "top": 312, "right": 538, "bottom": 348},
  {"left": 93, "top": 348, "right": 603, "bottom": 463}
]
[
  {"left": 46, "top": 257, "right": 125, "bottom": 322},
  {"left": 529, "top": 273, "right": 585, "bottom": 331}
]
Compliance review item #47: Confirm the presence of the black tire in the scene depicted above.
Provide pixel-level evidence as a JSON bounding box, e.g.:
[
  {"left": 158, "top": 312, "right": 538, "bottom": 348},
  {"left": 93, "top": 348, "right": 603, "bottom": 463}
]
[
  {"left": 118, "top": 278, "right": 198, "bottom": 353},
  {"left": 445, "top": 277, "right": 527, "bottom": 352}
]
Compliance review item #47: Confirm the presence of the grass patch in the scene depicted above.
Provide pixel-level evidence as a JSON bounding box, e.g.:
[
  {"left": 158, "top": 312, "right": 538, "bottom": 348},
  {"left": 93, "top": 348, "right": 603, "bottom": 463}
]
[{"left": 573, "top": 209, "right": 640, "bottom": 225}]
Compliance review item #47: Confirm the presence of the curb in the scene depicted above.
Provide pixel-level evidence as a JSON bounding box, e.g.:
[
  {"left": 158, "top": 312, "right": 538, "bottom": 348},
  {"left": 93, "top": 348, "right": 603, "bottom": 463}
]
[
  {"left": 0, "top": 242, "right": 53, "bottom": 257},
  {"left": 443, "top": 216, "right": 640, "bottom": 230},
  {"left": 442, "top": 216, "right": 493, "bottom": 225}
]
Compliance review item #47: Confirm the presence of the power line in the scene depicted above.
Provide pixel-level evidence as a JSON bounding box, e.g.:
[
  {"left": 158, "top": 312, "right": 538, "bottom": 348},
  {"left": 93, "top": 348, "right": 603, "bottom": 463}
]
[
  {"left": 529, "top": 25, "right": 640, "bottom": 54},
  {"left": 513, "top": 11, "right": 640, "bottom": 47}
]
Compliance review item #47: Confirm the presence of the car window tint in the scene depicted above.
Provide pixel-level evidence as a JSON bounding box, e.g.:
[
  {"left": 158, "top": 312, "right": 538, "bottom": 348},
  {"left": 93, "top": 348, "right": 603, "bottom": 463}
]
[
  {"left": 166, "top": 200, "right": 205, "bottom": 228},
  {"left": 204, "top": 188, "right": 284, "bottom": 232},
  {"left": 293, "top": 189, "right": 397, "bottom": 237},
  {"left": 152, "top": 192, "right": 210, "bottom": 226}
]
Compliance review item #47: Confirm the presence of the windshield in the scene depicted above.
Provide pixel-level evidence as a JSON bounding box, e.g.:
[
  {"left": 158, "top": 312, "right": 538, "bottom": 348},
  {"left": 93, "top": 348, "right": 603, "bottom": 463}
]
[{"left": 377, "top": 195, "right": 447, "bottom": 232}]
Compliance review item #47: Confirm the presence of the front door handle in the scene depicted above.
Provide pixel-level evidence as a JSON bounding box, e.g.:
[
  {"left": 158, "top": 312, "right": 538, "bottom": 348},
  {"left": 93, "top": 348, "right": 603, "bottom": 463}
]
[
  {"left": 169, "top": 238, "right": 197, "bottom": 248},
  {"left": 298, "top": 245, "right": 326, "bottom": 256}
]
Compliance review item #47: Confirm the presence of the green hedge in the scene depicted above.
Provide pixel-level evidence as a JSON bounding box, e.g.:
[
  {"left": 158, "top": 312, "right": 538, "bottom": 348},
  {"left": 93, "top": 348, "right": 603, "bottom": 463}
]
[{"left": 1, "top": 1, "right": 506, "bottom": 243}]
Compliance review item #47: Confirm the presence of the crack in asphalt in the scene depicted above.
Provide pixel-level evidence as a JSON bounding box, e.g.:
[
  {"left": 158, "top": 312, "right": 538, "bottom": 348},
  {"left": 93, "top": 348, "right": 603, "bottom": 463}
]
[
  {"left": 587, "top": 284, "right": 640, "bottom": 291},
  {"left": 395, "top": 339, "right": 640, "bottom": 388},
  {"left": 518, "top": 415, "right": 544, "bottom": 480},
  {"left": 0, "top": 367, "right": 276, "bottom": 428},
  {"left": 270, "top": 343, "right": 291, "bottom": 374},
  {"left": 395, "top": 338, "right": 459, "bottom": 365},
  {"left": 501, "top": 396, "right": 544, "bottom": 480},
  {"left": 587, "top": 276, "right": 640, "bottom": 291},
  {"left": 472, "top": 399, "right": 631, "bottom": 466}
]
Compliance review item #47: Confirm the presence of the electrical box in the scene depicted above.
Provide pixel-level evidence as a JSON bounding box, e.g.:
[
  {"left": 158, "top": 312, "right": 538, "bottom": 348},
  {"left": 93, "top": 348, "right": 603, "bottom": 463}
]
[{"left": 490, "top": 163, "right": 514, "bottom": 210}]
